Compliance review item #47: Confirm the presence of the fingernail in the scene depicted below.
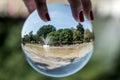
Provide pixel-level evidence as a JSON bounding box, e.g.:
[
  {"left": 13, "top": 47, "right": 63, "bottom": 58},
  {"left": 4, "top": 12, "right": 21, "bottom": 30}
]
[
  {"left": 45, "top": 12, "right": 51, "bottom": 21},
  {"left": 79, "top": 11, "right": 84, "bottom": 22},
  {"left": 90, "top": 11, "right": 94, "bottom": 20}
]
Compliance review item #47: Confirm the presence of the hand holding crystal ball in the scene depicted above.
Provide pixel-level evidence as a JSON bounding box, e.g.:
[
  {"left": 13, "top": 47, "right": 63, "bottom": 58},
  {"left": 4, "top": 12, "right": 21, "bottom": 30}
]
[
  {"left": 23, "top": 0, "right": 94, "bottom": 22},
  {"left": 21, "top": 4, "right": 94, "bottom": 77}
]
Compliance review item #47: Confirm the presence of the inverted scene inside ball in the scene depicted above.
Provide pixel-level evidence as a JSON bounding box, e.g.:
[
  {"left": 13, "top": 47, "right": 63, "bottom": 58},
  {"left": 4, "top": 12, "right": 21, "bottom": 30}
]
[{"left": 21, "top": 4, "right": 94, "bottom": 77}]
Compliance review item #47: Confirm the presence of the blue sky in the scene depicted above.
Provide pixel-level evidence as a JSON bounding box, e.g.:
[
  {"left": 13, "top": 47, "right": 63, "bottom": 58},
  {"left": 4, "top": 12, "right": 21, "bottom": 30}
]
[{"left": 22, "top": 4, "right": 92, "bottom": 37}]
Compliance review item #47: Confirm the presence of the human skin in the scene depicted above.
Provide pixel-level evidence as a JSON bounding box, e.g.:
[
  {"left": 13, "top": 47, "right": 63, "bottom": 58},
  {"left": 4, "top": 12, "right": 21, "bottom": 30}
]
[{"left": 23, "top": 0, "right": 94, "bottom": 22}]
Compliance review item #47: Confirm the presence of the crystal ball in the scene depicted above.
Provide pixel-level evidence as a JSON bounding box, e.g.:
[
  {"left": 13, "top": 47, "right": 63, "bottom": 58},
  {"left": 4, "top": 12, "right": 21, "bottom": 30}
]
[{"left": 21, "top": 4, "right": 94, "bottom": 77}]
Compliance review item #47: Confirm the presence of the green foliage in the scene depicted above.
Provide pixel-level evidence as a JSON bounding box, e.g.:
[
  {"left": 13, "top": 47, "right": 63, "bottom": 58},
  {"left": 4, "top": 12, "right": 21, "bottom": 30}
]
[
  {"left": 57, "top": 29, "right": 63, "bottom": 32},
  {"left": 84, "top": 29, "right": 91, "bottom": 42},
  {"left": 73, "top": 23, "right": 84, "bottom": 43},
  {"left": 0, "top": 17, "right": 119, "bottom": 80},
  {"left": 84, "top": 29, "right": 94, "bottom": 42},
  {"left": 22, "top": 23, "right": 87, "bottom": 45},
  {"left": 29, "top": 31, "right": 34, "bottom": 42},
  {"left": 59, "top": 29, "right": 73, "bottom": 44},
  {"left": 23, "top": 31, "right": 37, "bottom": 44},
  {"left": 48, "top": 28, "right": 74, "bottom": 45},
  {"left": 32, "top": 34, "right": 40, "bottom": 43},
  {"left": 23, "top": 34, "right": 30, "bottom": 43},
  {"left": 48, "top": 31, "right": 60, "bottom": 45},
  {"left": 77, "top": 23, "right": 84, "bottom": 34},
  {"left": 73, "top": 30, "right": 82, "bottom": 44},
  {"left": 37, "top": 25, "right": 56, "bottom": 38}
]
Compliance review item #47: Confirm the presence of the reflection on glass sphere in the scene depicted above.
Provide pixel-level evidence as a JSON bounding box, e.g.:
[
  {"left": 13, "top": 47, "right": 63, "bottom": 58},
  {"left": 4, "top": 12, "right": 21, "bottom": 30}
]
[{"left": 21, "top": 4, "right": 94, "bottom": 77}]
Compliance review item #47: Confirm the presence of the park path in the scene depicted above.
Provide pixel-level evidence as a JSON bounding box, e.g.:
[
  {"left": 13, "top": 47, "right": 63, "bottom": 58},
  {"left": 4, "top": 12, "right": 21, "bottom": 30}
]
[
  {"left": 23, "top": 46, "right": 71, "bottom": 70},
  {"left": 22, "top": 42, "right": 93, "bottom": 70}
]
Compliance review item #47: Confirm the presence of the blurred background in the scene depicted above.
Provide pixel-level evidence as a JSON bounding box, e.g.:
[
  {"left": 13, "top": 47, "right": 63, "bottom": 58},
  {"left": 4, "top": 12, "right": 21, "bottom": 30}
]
[{"left": 0, "top": 0, "right": 120, "bottom": 80}]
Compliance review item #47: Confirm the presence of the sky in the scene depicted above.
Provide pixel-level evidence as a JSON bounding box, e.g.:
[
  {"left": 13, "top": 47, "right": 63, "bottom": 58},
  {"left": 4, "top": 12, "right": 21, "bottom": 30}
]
[{"left": 21, "top": 4, "right": 92, "bottom": 37}]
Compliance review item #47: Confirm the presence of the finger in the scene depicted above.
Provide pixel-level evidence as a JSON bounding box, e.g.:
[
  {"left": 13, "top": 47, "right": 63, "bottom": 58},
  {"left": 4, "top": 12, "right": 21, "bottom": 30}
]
[
  {"left": 81, "top": 0, "right": 94, "bottom": 20},
  {"left": 23, "top": 0, "right": 36, "bottom": 13},
  {"left": 68, "top": 0, "right": 84, "bottom": 22},
  {"left": 35, "top": 0, "right": 50, "bottom": 22}
]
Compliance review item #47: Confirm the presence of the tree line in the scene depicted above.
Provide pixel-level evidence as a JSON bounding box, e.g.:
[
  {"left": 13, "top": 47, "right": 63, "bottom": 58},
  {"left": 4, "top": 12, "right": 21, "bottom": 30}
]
[{"left": 22, "top": 23, "right": 94, "bottom": 46}]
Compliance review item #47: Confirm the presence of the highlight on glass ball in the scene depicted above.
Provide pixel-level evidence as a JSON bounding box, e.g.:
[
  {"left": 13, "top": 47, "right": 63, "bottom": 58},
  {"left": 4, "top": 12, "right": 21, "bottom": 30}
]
[{"left": 21, "top": 4, "right": 94, "bottom": 77}]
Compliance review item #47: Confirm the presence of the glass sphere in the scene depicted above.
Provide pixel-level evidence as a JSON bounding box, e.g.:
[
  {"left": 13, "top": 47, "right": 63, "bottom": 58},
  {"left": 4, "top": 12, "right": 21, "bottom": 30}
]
[{"left": 21, "top": 4, "right": 94, "bottom": 77}]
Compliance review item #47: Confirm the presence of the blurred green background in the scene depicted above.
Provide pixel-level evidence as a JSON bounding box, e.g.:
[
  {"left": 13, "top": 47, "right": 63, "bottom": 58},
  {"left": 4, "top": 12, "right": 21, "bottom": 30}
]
[{"left": 0, "top": 0, "right": 120, "bottom": 80}]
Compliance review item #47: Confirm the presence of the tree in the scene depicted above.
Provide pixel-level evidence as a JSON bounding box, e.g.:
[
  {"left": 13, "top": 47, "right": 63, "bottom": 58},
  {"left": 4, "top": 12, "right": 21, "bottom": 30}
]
[
  {"left": 32, "top": 34, "right": 39, "bottom": 43},
  {"left": 37, "top": 25, "right": 56, "bottom": 38},
  {"left": 76, "top": 23, "right": 84, "bottom": 34},
  {"left": 29, "top": 31, "right": 33, "bottom": 42},
  {"left": 73, "top": 30, "right": 81, "bottom": 44},
  {"left": 48, "top": 31, "right": 60, "bottom": 45},
  {"left": 76, "top": 23, "right": 85, "bottom": 43},
  {"left": 59, "top": 29, "right": 73, "bottom": 44},
  {"left": 57, "top": 29, "right": 63, "bottom": 33},
  {"left": 84, "top": 29, "right": 91, "bottom": 42},
  {"left": 23, "top": 34, "right": 30, "bottom": 43}
]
